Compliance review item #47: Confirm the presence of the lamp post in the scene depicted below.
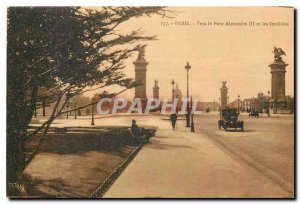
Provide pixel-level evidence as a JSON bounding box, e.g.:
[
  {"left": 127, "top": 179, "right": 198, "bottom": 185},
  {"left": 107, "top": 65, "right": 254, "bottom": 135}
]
[
  {"left": 219, "top": 97, "right": 221, "bottom": 116},
  {"left": 74, "top": 100, "right": 77, "bottom": 119},
  {"left": 66, "top": 101, "right": 70, "bottom": 119},
  {"left": 227, "top": 96, "right": 229, "bottom": 107},
  {"left": 190, "top": 96, "right": 195, "bottom": 132},
  {"left": 91, "top": 97, "right": 96, "bottom": 125},
  {"left": 238, "top": 94, "right": 240, "bottom": 112},
  {"left": 171, "top": 79, "right": 175, "bottom": 102},
  {"left": 91, "top": 104, "right": 95, "bottom": 125},
  {"left": 176, "top": 94, "right": 179, "bottom": 113},
  {"left": 66, "top": 103, "right": 69, "bottom": 119},
  {"left": 267, "top": 90, "right": 270, "bottom": 117},
  {"left": 43, "top": 99, "right": 46, "bottom": 116},
  {"left": 66, "top": 91, "right": 71, "bottom": 119},
  {"left": 185, "top": 62, "right": 191, "bottom": 127}
]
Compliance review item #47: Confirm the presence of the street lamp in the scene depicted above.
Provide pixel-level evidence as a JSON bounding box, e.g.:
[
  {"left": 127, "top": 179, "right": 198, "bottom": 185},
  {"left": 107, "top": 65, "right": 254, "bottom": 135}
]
[
  {"left": 74, "top": 101, "right": 77, "bottom": 119},
  {"left": 171, "top": 79, "right": 175, "bottom": 102},
  {"left": 176, "top": 94, "right": 179, "bottom": 113},
  {"left": 185, "top": 62, "right": 191, "bottom": 128},
  {"left": 267, "top": 90, "right": 270, "bottom": 117},
  {"left": 91, "top": 103, "right": 95, "bottom": 125},
  {"left": 190, "top": 96, "right": 195, "bottom": 132},
  {"left": 238, "top": 94, "right": 240, "bottom": 112},
  {"left": 42, "top": 99, "right": 46, "bottom": 116},
  {"left": 91, "top": 97, "right": 97, "bottom": 125},
  {"left": 66, "top": 103, "right": 69, "bottom": 119},
  {"left": 66, "top": 91, "right": 71, "bottom": 119},
  {"left": 219, "top": 97, "right": 221, "bottom": 116},
  {"left": 227, "top": 96, "right": 229, "bottom": 107}
]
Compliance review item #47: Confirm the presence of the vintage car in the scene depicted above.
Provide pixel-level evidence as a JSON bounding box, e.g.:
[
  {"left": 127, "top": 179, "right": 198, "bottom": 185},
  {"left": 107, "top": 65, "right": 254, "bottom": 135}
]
[
  {"left": 249, "top": 111, "right": 259, "bottom": 117},
  {"left": 218, "top": 108, "right": 244, "bottom": 131}
]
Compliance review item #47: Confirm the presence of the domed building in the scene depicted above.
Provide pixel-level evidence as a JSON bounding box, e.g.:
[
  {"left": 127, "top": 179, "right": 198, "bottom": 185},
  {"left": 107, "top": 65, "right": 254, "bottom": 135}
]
[{"left": 174, "top": 83, "right": 182, "bottom": 101}]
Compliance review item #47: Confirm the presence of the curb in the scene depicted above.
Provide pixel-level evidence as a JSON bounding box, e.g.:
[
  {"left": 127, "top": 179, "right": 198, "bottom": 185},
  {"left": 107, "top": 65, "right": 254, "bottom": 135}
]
[{"left": 88, "top": 142, "right": 145, "bottom": 198}]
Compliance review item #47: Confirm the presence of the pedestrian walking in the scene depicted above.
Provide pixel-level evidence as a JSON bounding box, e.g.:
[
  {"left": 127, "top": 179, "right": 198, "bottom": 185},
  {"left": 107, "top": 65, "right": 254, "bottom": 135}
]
[{"left": 170, "top": 113, "right": 177, "bottom": 130}]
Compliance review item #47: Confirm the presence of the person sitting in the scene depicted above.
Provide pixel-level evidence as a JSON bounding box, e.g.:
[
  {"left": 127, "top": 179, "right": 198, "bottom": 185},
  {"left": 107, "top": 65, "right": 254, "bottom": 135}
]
[{"left": 130, "top": 119, "right": 156, "bottom": 142}]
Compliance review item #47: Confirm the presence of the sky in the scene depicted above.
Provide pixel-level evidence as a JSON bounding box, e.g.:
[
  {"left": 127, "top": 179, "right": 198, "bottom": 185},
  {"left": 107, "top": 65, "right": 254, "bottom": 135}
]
[{"left": 85, "top": 7, "right": 294, "bottom": 102}]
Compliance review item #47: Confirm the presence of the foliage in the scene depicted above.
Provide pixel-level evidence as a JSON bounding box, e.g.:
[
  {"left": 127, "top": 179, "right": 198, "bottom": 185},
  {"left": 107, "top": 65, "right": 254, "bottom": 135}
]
[{"left": 7, "top": 6, "right": 172, "bottom": 195}]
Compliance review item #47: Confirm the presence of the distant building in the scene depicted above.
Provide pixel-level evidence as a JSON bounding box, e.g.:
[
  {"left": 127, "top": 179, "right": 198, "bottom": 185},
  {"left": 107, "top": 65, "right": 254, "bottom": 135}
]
[
  {"left": 174, "top": 83, "right": 182, "bottom": 101},
  {"left": 230, "top": 99, "right": 242, "bottom": 111},
  {"left": 257, "top": 92, "right": 268, "bottom": 112},
  {"left": 195, "top": 101, "right": 220, "bottom": 112},
  {"left": 242, "top": 99, "right": 252, "bottom": 112},
  {"left": 241, "top": 93, "right": 269, "bottom": 112}
]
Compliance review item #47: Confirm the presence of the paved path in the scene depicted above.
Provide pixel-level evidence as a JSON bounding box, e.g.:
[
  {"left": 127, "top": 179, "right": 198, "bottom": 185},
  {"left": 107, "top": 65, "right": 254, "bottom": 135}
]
[{"left": 104, "top": 117, "right": 291, "bottom": 198}]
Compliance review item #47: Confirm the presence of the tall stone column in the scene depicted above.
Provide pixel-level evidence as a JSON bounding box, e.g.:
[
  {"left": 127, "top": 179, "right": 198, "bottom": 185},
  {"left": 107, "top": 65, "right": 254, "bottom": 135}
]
[
  {"left": 133, "top": 60, "right": 148, "bottom": 99},
  {"left": 153, "top": 80, "right": 159, "bottom": 99},
  {"left": 269, "top": 47, "right": 290, "bottom": 114},
  {"left": 220, "top": 81, "right": 228, "bottom": 110},
  {"left": 133, "top": 45, "right": 148, "bottom": 111}
]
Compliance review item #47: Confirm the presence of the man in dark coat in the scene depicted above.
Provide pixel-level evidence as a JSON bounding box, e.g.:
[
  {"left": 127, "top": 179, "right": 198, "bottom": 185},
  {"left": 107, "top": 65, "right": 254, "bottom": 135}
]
[
  {"left": 131, "top": 120, "right": 156, "bottom": 142},
  {"left": 170, "top": 113, "right": 177, "bottom": 130}
]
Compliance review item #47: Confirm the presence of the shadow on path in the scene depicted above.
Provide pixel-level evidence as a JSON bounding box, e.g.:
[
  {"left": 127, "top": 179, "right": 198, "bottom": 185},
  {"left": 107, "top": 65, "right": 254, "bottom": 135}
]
[{"left": 144, "top": 139, "right": 193, "bottom": 150}]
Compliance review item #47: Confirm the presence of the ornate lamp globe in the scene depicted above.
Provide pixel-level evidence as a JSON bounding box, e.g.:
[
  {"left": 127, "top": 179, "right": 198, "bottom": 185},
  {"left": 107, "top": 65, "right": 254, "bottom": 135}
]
[{"left": 185, "top": 62, "right": 191, "bottom": 71}]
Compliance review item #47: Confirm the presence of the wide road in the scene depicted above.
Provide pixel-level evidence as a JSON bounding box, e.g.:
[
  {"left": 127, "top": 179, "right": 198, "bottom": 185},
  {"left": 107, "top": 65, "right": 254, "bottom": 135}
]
[
  {"left": 194, "top": 113, "right": 294, "bottom": 196},
  {"left": 103, "top": 114, "right": 294, "bottom": 198}
]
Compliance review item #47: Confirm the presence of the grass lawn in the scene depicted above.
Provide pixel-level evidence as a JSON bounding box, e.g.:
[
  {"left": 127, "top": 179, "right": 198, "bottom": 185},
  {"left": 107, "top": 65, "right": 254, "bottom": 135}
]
[{"left": 22, "top": 126, "right": 139, "bottom": 198}]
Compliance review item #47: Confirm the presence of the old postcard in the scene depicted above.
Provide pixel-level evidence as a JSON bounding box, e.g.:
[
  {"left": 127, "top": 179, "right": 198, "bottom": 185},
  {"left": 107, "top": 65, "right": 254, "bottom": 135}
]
[{"left": 7, "top": 6, "right": 294, "bottom": 198}]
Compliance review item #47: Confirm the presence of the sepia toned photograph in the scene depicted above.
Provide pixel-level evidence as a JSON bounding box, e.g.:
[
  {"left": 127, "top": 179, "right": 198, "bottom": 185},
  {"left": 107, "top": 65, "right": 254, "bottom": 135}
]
[{"left": 6, "top": 6, "right": 294, "bottom": 198}]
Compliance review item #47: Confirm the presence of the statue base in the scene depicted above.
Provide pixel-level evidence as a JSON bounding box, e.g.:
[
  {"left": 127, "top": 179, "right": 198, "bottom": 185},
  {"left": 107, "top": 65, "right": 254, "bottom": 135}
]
[
  {"left": 272, "top": 100, "right": 291, "bottom": 114},
  {"left": 270, "top": 98, "right": 290, "bottom": 114}
]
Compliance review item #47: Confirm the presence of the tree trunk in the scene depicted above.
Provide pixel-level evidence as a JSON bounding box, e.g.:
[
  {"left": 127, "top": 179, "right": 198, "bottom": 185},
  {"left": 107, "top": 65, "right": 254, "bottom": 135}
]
[
  {"left": 7, "top": 101, "right": 28, "bottom": 196},
  {"left": 7, "top": 66, "right": 38, "bottom": 196}
]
